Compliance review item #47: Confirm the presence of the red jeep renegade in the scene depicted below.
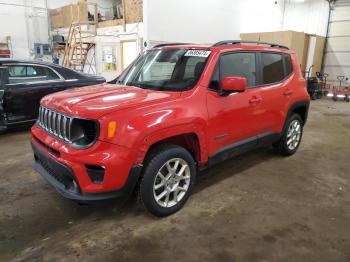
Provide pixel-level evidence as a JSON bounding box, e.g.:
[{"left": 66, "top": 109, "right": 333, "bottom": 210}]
[{"left": 31, "top": 41, "right": 310, "bottom": 216}]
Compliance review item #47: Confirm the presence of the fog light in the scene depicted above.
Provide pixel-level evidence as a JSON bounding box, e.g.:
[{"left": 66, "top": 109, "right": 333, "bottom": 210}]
[{"left": 86, "top": 165, "right": 105, "bottom": 184}]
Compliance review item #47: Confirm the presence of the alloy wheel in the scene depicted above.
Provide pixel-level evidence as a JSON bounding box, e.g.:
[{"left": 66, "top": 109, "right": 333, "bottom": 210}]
[
  {"left": 153, "top": 158, "right": 191, "bottom": 208},
  {"left": 286, "top": 119, "right": 302, "bottom": 150}
]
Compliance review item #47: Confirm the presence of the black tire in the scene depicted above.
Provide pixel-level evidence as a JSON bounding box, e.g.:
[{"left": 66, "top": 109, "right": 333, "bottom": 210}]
[
  {"left": 138, "top": 144, "right": 196, "bottom": 217},
  {"left": 317, "top": 92, "right": 322, "bottom": 99},
  {"left": 273, "top": 114, "right": 303, "bottom": 156},
  {"left": 332, "top": 95, "right": 338, "bottom": 101},
  {"left": 311, "top": 92, "right": 317, "bottom": 100}
]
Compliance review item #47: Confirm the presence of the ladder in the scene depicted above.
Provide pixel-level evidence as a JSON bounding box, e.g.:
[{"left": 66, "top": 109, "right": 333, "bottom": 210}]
[{"left": 62, "top": 22, "right": 96, "bottom": 73}]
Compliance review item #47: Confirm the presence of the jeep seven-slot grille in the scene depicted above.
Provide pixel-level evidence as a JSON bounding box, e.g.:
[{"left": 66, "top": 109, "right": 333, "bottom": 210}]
[{"left": 38, "top": 106, "right": 72, "bottom": 143}]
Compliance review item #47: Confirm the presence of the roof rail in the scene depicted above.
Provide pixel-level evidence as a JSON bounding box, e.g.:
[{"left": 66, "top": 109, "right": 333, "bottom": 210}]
[
  {"left": 212, "top": 40, "right": 289, "bottom": 50},
  {"left": 152, "top": 43, "right": 192, "bottom": 48}
]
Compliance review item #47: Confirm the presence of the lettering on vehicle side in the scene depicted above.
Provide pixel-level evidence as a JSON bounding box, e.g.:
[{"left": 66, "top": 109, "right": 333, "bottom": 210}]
[{"left": 184, "top": 50, "right": 211, "bottom": 57}]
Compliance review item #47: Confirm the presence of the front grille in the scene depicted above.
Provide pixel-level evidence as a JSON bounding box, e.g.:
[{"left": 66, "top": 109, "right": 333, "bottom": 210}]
[
  {"left": 35, "top": 154, "right": 74, "bottom": 189},
  {"left": 34, "top": 136, "right": 60, "bottom": 157},
  {"left": 38, "top": 106, "right": 73, "bottom": 143}
]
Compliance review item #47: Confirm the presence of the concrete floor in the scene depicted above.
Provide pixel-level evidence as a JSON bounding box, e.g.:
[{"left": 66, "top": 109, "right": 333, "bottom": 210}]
[{"left": 0, "top": 99, "right": 350, "bottom": 262}]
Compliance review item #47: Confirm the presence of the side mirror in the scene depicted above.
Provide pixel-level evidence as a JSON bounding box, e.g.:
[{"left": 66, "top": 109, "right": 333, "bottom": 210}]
[{"left": 221, "top": 76, "right": 246, "bottom": 94}]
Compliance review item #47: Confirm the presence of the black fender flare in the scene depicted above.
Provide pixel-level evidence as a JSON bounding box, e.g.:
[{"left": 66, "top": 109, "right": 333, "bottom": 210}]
[{"left": 285, "top": 100, "right": 310, "bottom": 127}]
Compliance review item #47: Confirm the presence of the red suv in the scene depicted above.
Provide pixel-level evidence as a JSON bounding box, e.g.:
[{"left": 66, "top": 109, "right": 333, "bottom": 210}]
[{"left": 31, "top": 41, "right": 310, "bottom": 216}]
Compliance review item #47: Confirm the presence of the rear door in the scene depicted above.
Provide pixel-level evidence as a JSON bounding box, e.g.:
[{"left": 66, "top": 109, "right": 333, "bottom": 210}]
[
  {"left": 4, "top": 64, "right": 64, "bottom": 123},
  {"left": 257, "top": 52, "right": 294, "bottom": 134}
]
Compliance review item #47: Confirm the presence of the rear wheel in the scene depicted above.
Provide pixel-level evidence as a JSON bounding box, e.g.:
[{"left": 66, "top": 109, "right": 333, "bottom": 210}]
[
  {"left": 139, "top": 144, "right": 196, "bottom": 217},
  {"left": 273, "top": 114, "right": 303, "bottom": 156},
  {"left": 311, "top": 92, "right": 317, "bottom": 100}
]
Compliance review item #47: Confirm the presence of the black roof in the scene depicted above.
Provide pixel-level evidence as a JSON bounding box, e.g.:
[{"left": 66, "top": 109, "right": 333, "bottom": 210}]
[
  {"left": 0, "top": 59, "right": 59, "bottom": 67},
  {"left": 0, "top": 58, "right": 106, "bottom": 81}
]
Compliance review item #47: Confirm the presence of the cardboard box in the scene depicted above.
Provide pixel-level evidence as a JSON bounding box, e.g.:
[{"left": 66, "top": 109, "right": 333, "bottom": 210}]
[
  {"left": 311, "top": 36, "right": 326, "bottom": 77},
  {"left": 240, "top": 30, "right": 319, "bottom": 74},
  {"left": 50, "top": 2, "right": 93, "bottom": 29}
]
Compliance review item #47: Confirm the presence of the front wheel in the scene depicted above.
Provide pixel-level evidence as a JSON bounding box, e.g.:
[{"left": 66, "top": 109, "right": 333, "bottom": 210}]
[
  {"left": 273, "top": 114, "right": 303, "bottom": 156},
  {"left": 139, "top": 144, "right": 196, "bottom": 217}
]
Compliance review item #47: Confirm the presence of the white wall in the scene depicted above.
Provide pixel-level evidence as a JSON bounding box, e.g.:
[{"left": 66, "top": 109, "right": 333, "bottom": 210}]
[
  {"left": 48, "top": 0, "right": 77, "bottom": 9},
  {"left": 283, "top": 0, "right": 329, "bottom": 36},
  {"left": 144, "top": 0, "right": 329, "bottom": 45},
  {"left": 0, "top": 0, "right": 50, "bottom": 59},
  {"left": 144, "top": 0, "right": 286, "bottom": 45}
]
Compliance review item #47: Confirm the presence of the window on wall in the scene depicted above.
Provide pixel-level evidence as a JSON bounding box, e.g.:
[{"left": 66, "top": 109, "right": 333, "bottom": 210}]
[
  {"left": 261, "top": 53, "right": 285, "bottom": 84},
  {"left": 213, "top": 52, "right": 256, "bottom": 88}
]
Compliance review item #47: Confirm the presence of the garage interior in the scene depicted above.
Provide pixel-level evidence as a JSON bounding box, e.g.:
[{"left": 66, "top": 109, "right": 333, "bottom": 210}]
[{"left": 1, "top": 0, "right": 350, "bottom": 261}]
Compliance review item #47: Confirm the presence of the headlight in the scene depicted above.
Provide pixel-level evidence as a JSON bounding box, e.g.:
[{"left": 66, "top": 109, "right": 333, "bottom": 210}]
[{"left": 70, "top": 118, "right": 99, "bottom": 149}]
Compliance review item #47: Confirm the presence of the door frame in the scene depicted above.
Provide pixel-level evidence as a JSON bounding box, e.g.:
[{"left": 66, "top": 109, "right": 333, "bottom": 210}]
[{"left": 120, "top": 39, "right": 138, "bottom": 71}]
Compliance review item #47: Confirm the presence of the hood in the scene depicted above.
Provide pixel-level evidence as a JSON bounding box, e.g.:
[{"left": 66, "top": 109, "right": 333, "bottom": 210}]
[{"left": 41, "top": 83, "right": 181, "bottom": 119}]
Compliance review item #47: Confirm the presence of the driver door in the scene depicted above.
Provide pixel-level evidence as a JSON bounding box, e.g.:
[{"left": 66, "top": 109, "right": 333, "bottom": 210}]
[
  {"left": 206, "top": 51, "right": 265, "bottom": 157},
  {"left": 4, "top": 64, "right": 64, "bottom": 124},
  {"left": 0, "top": 66, "right": 8, "bottom": 129}
]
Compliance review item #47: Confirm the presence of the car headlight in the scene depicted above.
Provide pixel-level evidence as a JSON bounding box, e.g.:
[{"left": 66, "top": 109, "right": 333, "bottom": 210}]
[{"left": 70, "top": 118, "right": 100, "bottom": 149}]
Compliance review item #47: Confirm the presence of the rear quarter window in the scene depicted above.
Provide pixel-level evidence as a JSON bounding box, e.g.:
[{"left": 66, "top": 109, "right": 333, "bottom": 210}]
[{"left": 284, "top": 54, "right": 293, "bottom": 76}]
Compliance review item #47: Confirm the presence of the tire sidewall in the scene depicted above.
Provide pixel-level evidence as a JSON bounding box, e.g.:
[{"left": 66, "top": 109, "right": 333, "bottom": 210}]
[
  {"left": 281, "top": 114, "right": 303, "bottom": 155},
  {"left": 140, "top": 146, "right": 196, "bottom": 217}
]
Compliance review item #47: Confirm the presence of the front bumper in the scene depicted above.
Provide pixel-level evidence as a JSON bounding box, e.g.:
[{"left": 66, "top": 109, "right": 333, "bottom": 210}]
[
  {"left": 31, "top": 124, "right": 142, "bottom": 201},
  {"left": 32, "top": 141, "right": 142, "bottom": 201}
]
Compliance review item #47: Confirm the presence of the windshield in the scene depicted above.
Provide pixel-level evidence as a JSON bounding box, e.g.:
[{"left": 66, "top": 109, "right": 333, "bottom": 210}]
[{"left": 118, "top": 49, "right": 210, "bottom": 91}]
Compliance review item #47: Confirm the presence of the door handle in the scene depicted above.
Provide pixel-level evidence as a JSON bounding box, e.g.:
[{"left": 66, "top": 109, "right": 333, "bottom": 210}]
[
  {"left": 249, "top": 96, "right": 262, "bottom": 104},
  {"left": 284, "top": 88, "right": 293, "bottom": 96}
]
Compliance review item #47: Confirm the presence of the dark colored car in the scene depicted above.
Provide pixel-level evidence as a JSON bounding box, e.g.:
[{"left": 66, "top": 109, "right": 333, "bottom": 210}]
[{"left": 0, "top": 59, "right": 105, "bottom": 132}]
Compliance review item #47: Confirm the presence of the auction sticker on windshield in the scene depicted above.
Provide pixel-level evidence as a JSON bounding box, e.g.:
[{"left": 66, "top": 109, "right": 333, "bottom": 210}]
[{"left": 184, "top": 50, "right": 211, "bottom": 57}]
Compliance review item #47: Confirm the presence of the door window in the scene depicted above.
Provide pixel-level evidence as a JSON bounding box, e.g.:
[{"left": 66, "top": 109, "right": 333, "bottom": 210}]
[
  {"left": 220, "top": 52, "right": 257, "bottom": 88},
  {"left": 260, "top": 53, "right": 285, "bottom": 84},
  {"left": 209, "top": 52, "right": 256, "bottom": 90},
  {"left": 8, "top": 65, "right": 60, "bottom": 84}
]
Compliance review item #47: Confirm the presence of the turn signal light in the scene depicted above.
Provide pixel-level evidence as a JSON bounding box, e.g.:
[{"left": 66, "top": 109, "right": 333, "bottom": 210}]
[{"left": 107, "top": 121, "right": 117, "bottom": 138}]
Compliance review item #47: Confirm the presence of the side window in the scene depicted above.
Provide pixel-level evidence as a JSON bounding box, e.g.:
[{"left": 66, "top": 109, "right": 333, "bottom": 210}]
[
  {"left": 284, "top": 54, "right": 293, "bottom": 76},
  {"left": 220, "top": 52, "right": 256, "bottom": 88},
  {"left": 209, "top": 64, "right": 220, "bottom": 91},
  {"left": 9, "top": 66, "right": 26, "bottom": 77},
  {"left": 8, "top": 65, "right": 60, "bottom": 84},
  {"left": 261, "top": 53, "right": 285, "bottom": 84}
]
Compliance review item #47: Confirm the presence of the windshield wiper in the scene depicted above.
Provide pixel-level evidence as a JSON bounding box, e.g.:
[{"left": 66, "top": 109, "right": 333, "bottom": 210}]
[{"left": 127, "top": 81, "right": 148, "bottom": 89}]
